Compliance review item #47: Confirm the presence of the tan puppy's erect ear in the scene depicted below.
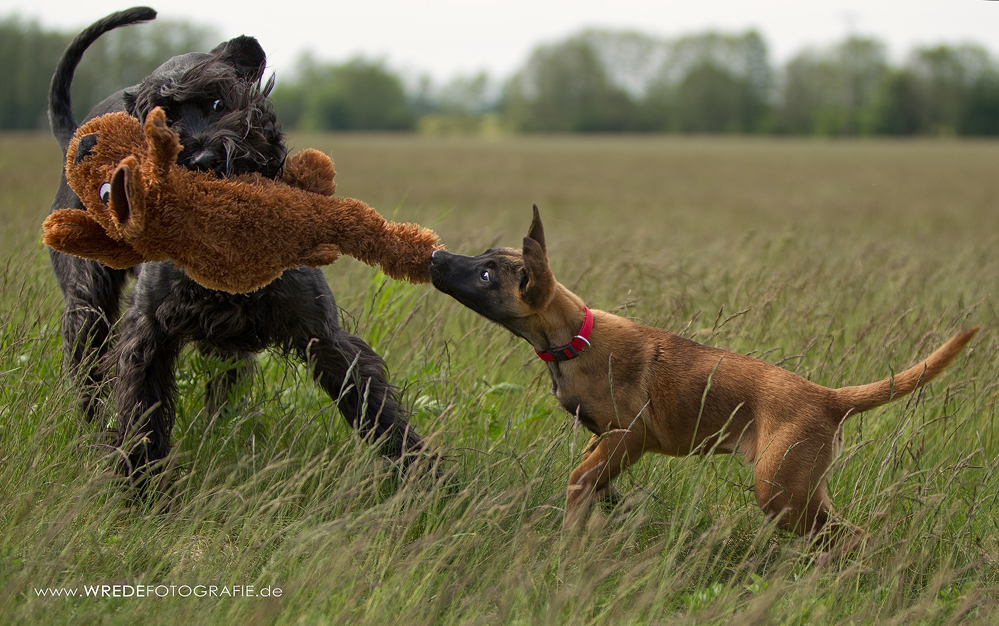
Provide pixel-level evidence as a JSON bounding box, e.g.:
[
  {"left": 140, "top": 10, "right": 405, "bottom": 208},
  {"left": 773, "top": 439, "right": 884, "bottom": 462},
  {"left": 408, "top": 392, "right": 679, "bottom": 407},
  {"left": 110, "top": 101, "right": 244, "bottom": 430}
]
[
  {"left": 522, "top": 205, "right": 554, "bottom": 307},
  {"left": 526, "top": 203, "right": 546, "bottom": 253}
]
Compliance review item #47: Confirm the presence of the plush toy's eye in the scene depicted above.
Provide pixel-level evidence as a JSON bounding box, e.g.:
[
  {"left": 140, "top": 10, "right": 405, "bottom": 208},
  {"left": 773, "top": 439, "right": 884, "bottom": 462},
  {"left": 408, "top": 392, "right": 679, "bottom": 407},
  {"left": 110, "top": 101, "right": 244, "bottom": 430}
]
[
  {"left": 99, "top": 182, "right": 111, "bottom": 205},
  {"left": 212, "top": 99, "right": 225, "bottom": 113},
  {"left": 480, "top": 269, "right": 491, "bottom": 283}
]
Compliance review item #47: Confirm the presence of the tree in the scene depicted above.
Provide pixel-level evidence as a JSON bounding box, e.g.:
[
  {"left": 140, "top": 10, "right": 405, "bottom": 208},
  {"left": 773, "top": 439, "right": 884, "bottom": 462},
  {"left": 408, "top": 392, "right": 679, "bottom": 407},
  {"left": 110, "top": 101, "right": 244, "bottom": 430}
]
[
  {"left": 961, "top": 72, "right": 999, "bottom": 135},
  {"left": 778, "top": 51, "right": 838, "bottom": 134},
  {"left": 0, "top": 17, "right": 69, "bottom": 129},
  {"left": 503, "top": 38, "right": 635, "bottom": 132},
  {"left": 775, "top": 37, "right": 886, "bottom": 136},
  {"left": 0, "top": 16, "right": 217, "bottom": 130},
  {"left": 909, "top": 44, "right": 992, "bottom": 134},
  {"left": 872, "top": 69, "right": 923, "bottom": 135},
  {"left": 655, "top": 30, "right": 773, "bottom": 133},
  {"left": 273, "top": 55, "right": 415, "bottom": 131},
  {"left": 674, "top": 62, "right": 744, "bottom": 132}
]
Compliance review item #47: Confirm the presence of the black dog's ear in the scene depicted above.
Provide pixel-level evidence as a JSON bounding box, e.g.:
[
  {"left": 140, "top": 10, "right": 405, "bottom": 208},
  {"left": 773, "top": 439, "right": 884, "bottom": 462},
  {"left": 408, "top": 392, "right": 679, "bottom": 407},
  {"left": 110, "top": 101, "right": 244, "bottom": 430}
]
[
  {"left": 122, "top": 89, "right": 137, "bottom": 114},
  {"left": 527, "top": 204, "right": 546, "bottom": 253},
  {"left": 109, "top": 165, "right": 132, "bottom": 227},
  {"left": 74, "top": 134, "right": 100, "bottom": 164},
  {"left": 211, "top": 36, "right": 266, "bottom": 82}
]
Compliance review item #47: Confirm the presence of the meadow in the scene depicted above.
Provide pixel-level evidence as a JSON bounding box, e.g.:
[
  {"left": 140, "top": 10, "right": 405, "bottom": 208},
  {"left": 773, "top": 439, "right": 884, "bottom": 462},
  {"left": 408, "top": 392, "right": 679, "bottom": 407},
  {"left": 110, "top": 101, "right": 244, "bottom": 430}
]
[{"left": 1, "top": 131, "right": 997, "bottom": 624}]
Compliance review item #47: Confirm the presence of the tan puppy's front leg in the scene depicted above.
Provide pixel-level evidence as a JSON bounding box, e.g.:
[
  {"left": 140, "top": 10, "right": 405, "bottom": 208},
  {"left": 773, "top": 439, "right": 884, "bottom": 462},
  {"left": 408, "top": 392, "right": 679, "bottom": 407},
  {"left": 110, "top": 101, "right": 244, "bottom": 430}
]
[
  {"left": 565, "top": 427, "right": 646, "bottom": 529},
  {"left": 579, "top": 434, "right": 620, "bottom": 505}
]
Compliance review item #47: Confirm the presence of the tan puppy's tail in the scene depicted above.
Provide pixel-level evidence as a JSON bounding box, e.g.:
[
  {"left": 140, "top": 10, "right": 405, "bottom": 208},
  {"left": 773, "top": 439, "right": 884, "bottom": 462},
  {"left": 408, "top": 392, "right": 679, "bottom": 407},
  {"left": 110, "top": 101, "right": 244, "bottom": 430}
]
[{"left": 833, "top": 327, "right": 979, "bottom": 418}]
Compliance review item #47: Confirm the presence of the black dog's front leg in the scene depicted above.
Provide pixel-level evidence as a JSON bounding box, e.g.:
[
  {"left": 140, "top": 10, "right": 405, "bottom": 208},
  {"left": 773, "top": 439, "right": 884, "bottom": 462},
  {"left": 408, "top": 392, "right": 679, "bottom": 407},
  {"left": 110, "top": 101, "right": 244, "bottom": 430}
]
[
  {"left": 112, "top": 305, "right": 181, "bottom": 479},
  {"left": 293, "top": 317, "right": 424, "bottom": 465},
  {"left": 50, "top": 251, "right": 130, "bottom": 421}
]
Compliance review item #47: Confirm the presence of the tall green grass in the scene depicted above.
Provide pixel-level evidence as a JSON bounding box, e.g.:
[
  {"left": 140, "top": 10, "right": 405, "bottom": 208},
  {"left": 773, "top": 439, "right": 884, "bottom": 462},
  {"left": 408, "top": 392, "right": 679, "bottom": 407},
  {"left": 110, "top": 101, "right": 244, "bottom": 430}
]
[{"left": 1, "top": 132, "right": 997, "bottom": 624}]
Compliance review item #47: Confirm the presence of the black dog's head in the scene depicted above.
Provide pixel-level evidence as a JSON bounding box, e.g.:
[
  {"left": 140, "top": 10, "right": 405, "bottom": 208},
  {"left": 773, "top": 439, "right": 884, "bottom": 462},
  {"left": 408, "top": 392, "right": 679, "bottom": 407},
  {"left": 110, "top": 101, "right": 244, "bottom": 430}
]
[
  {"left": 123, "top": 36, "right": 286, "bottom": 179},
  {"left": 429, "top": 205, "right": 559, "bottom": 338}
]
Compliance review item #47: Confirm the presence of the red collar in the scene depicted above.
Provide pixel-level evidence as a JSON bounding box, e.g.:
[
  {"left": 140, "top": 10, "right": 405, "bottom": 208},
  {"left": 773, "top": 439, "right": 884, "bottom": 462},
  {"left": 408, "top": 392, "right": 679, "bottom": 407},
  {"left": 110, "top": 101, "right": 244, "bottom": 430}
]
[{"left": 535, "top": 307, "right": 593, "bottom": 362}]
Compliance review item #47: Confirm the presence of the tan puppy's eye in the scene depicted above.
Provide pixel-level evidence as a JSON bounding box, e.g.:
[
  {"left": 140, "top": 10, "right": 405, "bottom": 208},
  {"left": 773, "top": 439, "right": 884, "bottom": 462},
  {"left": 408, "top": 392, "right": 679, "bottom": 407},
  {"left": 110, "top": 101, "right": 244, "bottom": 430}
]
[
  {"left": 480, "top": 270, "right": 491, "bottom": 283},
  {"left": 99, "top": 182, "right": 112, "bottom": 204}
]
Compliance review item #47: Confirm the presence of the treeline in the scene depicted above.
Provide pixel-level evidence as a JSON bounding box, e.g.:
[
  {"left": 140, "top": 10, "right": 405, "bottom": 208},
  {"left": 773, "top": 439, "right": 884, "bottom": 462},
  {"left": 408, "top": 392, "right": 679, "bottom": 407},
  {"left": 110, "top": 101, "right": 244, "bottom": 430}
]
[
  {"left": 0, "top": 15, "right": 217, "bottom": 129},
  {"left": 3, "top": 15, "right": 999, "bottom": 136},
  {"left": 264, "top": 29, "right": 999, "bottom": 136},
  {"left": 498, "top": 30, "right": 999, "bottom": 135}
]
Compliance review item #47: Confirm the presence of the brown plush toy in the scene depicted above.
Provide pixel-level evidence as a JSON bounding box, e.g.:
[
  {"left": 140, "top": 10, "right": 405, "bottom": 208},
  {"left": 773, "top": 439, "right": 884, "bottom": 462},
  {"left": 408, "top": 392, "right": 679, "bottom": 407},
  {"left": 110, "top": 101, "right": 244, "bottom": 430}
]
[{"left": 42, "top": 107, "right": 442, "bottom": 293}]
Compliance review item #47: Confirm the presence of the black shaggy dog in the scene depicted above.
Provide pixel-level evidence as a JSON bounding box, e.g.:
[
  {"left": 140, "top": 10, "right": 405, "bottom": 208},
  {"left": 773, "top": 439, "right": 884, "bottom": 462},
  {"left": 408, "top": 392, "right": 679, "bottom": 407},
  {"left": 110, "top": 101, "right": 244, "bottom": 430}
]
[{"left": 48, "top": 7, "right": 424, "bottom": 480}]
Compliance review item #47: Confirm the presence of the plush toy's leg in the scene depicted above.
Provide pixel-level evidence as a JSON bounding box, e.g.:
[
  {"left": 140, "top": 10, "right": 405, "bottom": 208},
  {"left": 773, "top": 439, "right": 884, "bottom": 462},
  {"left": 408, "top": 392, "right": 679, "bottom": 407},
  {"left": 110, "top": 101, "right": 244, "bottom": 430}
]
[
  {"left": 43, "top": 209, "right": 144, "bottom": 268},
  {"left": 287, "top": 276, "right": 425, "bottom": 467},
  {"left": 112, "top": 290, "right": 181, "bottom": 482},
  {"left": 49, "top": 248, "right": 131, "bottom": 422}
]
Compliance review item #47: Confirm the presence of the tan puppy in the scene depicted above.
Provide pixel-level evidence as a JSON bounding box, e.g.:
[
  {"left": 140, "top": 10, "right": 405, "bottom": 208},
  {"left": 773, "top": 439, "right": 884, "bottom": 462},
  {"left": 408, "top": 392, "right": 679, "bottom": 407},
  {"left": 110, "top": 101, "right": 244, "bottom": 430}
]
[{"left": 429, "top": 206, "right": 978, "bottom": 541}]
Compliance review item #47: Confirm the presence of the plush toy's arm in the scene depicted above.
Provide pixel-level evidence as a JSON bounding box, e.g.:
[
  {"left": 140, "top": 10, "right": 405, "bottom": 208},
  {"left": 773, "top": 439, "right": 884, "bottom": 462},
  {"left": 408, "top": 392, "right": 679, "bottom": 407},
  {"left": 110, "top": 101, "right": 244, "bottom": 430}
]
[
  {"left": 282, "top": 149, "right": 337, "bottom": 196},
  {"left": 42, "top": 209, "right": 145, "bottom": 268},
  {"left": 311, "top": 196, "right": 444, "bottom": 284}
]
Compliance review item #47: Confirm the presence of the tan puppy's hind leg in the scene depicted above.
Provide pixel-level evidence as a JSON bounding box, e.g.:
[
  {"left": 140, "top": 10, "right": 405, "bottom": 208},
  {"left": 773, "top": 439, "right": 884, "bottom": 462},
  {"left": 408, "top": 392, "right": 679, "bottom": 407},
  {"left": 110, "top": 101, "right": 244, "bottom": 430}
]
[{"left": 753, "top": 426, "right": 864, "bottom": 545}]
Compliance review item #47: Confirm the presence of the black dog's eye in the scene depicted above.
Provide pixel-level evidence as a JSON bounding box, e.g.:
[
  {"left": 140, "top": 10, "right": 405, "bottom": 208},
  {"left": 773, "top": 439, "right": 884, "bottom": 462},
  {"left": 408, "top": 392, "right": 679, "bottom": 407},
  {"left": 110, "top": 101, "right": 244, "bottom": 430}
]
[
  {"left": 480, "top": 270, "right": 491, "bottom": 283},
  {"left": 212, "top": 99, "right": 225, "bottom": 113},
  {"left": 99, "top": 182, "right": 112, "bottom": 205}
]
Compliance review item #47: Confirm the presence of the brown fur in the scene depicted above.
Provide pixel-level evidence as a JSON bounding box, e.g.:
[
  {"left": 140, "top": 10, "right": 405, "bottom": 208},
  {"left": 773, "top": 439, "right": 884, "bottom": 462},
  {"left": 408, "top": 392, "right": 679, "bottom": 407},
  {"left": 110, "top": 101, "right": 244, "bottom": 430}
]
[
  {"left": 429, "top": 206, "right": 979, "bottom": 542},
  {"left": 42, "top": 107, "right": 442, "bottom": 293}
]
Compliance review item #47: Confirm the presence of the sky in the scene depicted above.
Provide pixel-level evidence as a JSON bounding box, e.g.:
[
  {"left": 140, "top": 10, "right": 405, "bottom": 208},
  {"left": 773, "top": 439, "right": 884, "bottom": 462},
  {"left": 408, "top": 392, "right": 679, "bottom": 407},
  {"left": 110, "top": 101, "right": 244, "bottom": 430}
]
[{"left": 6, "top": 1, "right": 999, "bottom": 83}]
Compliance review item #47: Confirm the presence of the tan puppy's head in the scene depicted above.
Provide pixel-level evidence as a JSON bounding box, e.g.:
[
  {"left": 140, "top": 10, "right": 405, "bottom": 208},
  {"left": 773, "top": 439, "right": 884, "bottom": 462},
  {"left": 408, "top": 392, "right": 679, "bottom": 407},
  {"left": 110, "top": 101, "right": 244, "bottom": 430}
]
[{"left": 429, "top": 205, "right": 557, "bottom": 337}]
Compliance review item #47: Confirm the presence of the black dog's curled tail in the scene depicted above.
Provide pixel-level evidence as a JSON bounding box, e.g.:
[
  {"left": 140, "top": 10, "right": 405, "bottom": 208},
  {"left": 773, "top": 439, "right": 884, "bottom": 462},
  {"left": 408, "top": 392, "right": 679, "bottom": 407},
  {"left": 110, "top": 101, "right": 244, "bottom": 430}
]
[{"left": 48, "top": 6, "right": 157, "bottom": 152}]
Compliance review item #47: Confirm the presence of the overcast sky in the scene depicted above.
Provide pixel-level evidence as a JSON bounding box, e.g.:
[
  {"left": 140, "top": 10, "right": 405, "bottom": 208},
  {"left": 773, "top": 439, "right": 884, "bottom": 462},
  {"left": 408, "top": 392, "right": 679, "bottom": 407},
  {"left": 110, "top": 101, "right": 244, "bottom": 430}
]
[{"left": 6, "top": 1, "right": 999, "bottom": 82}]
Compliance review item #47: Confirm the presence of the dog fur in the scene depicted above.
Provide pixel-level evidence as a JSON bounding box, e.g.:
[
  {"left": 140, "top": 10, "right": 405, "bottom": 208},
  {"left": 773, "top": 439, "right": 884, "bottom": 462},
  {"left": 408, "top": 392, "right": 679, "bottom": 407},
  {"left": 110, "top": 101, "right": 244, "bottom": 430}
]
[
  {"left": 48, "top": 8, "right": 425, "bottom": 478},
  {"left": 428, "top": 206, "right": 978, "bottom": 540}
]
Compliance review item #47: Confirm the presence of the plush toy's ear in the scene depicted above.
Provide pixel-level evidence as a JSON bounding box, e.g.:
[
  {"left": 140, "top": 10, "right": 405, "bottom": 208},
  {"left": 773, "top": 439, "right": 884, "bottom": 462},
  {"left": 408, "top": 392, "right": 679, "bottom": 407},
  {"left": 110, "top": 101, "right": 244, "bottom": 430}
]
[
  {"left": 109, "top": 164, "right": 132, "bottom": 227},
  {"left": 74, "top": 133, "right": 100, "bottom": 164}
]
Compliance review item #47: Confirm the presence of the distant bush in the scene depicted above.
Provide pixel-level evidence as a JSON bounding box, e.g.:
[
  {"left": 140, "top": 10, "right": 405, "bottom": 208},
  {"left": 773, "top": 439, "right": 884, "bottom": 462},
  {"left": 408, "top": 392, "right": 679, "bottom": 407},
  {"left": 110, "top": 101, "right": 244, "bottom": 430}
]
[{"left": 273, "top": 55, "right": 415, "bottom": 131}]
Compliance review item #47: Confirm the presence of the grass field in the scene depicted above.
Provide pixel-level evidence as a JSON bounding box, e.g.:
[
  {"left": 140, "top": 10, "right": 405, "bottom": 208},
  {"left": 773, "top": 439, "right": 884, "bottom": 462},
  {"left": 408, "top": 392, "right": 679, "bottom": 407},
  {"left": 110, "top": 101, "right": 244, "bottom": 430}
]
[{"left": 1, "top": 131, "right": 997, "bottom": 624}]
